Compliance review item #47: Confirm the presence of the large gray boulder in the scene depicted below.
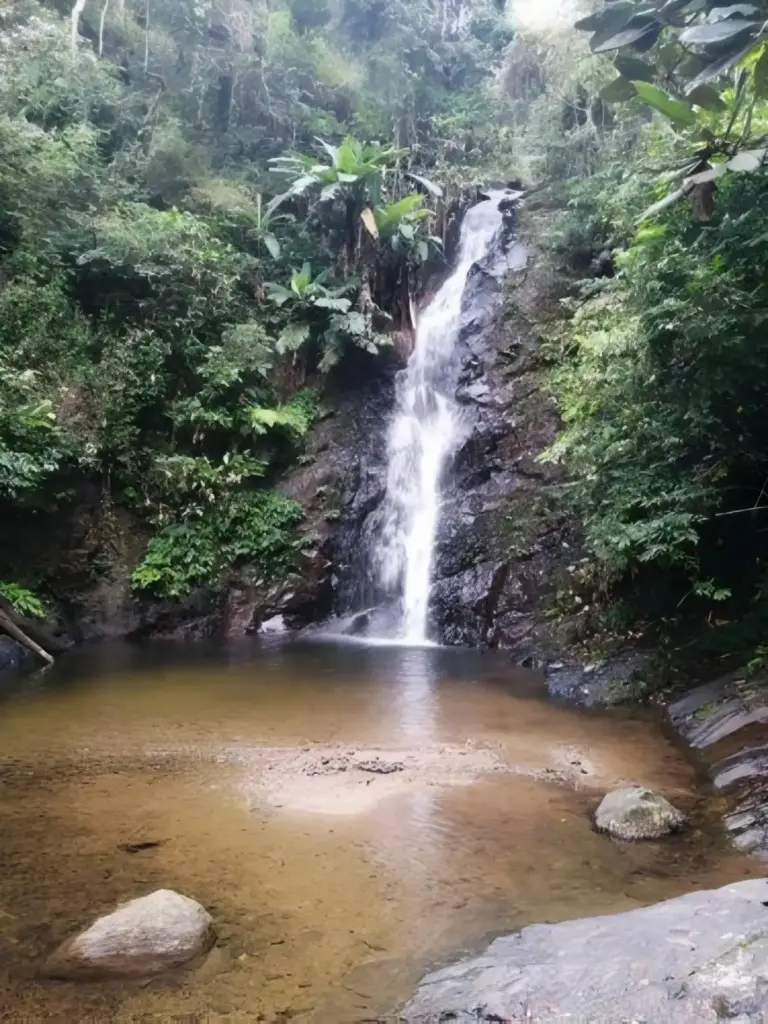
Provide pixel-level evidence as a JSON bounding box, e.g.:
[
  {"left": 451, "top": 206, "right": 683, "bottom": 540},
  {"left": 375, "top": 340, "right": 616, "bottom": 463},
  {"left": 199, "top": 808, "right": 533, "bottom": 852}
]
[
  {"left": 44, "top": 889, "right": 215, "bottom": 979},
  {"left": 595, "top": 785, "right": 686, "bottom": 840},
  {"left": 402, "top": 879, "right": 768, "bottom": 1023}
]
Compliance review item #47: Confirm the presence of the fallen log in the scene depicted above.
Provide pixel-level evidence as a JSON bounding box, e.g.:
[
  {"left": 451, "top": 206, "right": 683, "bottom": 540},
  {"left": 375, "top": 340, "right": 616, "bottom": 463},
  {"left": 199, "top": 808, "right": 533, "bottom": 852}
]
[{"left": 0, "top": 609, "right": 54, "bottom": 667}]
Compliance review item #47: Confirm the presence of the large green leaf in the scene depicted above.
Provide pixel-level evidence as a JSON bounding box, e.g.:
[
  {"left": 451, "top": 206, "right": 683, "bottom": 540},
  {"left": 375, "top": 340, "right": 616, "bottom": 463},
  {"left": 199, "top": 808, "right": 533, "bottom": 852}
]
[
  {"left": 276, "top": 322, "right": 311, "bottom": 355},
  {"left": 263, "top": 233, "right": 280, "bottom": 259},
  {"left": 593, "top": 17, "right": 662, "bottom": 53},
  {"left": 407, "top": 172, "right": 443, "bottom": 197},
  {"left": 685, "top": 40, "right": 757, "bottom": 91},
  {"left": 754, "top": 44, "right": 768, "bottom": 97},
  {"left": 687, "top": 84, "right": 727, "bottom": 110},
  {"left": 574, "top": 4, "right": 634, "bottom": 33},
  {"left": 601, "top": 77, "right": 638, "bottom": 102},
  {"left": 727, "top": 147, "right": 767, "bottom": 171},
  {"left": 679, "top": 19, "right": 759, "bottom": 45},
  {"left": 335, "top": 140, "right": 361, "bottom": 175},
  {"left": 313, "top": 296, "right": 353, "bottom": 311},
  {"left": 637, "top": 185, "right": 690, "bottom": 221},
  {"left": 614, "top": 55, "right": 655, "bottom": 81},
  {"left": 314, "top": 136, "right": 338, "bottom": 164},
  {"left": 633, "top": 81, "right": 697, "bottom": 124},
  {"left": 360, "top": 207, "right": 378, "bottom": 238}
]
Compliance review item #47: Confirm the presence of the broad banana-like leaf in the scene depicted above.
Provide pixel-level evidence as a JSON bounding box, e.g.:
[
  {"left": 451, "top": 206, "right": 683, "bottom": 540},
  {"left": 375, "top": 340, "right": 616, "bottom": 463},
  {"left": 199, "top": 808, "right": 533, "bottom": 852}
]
[
  {"left": 265, "top": 191, "right": 291, "bottom": 215},
  {"left": 265, "top": 283, "right": 294, "bottom": 307},
  {"left": 263, "top": 233, "right": 280, "bottom": 259},
  {"left": 684, "top": 40, "right": 757, "bottom": 90},
  {"left": 753, "top": 45, "right": 768, "bottom": 97},
  {"left": 614, "top": 56, "right": 655, "bottom": 81},
  {"left": 336, "top": 139, "right": 360, "bottom": 174},
  {"left": 276, "top": 322, "right": 311, "bottom": 355},
  {"left": 679, "top": 18, "right": 759, "bottom": 45},
  {"left": 407, "top": 172, "right": 443, "bottom": 197},
  {"left": 314, "top": 136, "right": 338, "bottom": 164},
  {"left": 637, "top": 185, "right": 692, "bottom": 221},
  {"left": 727, "top": 147, "right": 766, "bottom": 171},
  {"left": 687, "top": 84, "right": 726, "bottom": 110},
  {"left": 575, "top": 4, "right": 634, "bottom": 33},
  {"left": 633, "top": 81, "right": 697, "bottom": 125},
  {"left": 601, "top": 77, "right": 637, "bottom": 102},
  {"left": 685, "top": 163, "right": 727, "bottom": 184},
  {"left": 593, "top": 17, "right": 662, "bottom": 53},
  {"left": 360, "top": 207, "right": 379, "bottom": 238},
  {"left": 313, "top": 297, "right": 353, "bottom": 312}
]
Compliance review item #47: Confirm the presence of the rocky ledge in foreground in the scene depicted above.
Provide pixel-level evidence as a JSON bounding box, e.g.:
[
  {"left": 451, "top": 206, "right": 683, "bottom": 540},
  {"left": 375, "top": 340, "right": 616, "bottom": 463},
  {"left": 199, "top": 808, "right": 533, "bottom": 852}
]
[{"left": 401, "top": 879, "right": 768, "bottom": 1023}]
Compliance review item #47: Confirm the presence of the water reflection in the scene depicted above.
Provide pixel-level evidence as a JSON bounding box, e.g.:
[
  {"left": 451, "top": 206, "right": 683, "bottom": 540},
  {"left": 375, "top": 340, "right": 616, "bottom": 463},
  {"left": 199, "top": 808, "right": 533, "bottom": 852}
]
[{"left": 392, "top": 644, "right": 438, "bottom": 745}]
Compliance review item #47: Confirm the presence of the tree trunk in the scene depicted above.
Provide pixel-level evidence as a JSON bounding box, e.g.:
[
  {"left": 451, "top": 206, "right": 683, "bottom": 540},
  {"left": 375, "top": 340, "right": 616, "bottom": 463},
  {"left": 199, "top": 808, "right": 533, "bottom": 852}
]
[{"left": 0, "top": 610, "right": 54, "bottom": 667}]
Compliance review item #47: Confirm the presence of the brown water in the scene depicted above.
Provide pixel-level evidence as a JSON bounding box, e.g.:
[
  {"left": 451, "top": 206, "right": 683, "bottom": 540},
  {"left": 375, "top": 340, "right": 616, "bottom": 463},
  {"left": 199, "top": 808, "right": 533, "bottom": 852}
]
[{"left": 0, "top": 638, "right": 762, "bottom": 1022}]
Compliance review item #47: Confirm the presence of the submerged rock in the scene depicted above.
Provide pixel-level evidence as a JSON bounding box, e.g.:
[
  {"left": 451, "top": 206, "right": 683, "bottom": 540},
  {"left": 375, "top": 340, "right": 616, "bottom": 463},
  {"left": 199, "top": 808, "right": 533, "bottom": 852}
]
[
  {"left": 595, "top": 786, "right": 685, "bottom": 840},
  {"left": 402, "top": 879, "right": 768, "bottom": 1023},
  {"left": 44, "top": 889, "right": 215, "bottom": 979}
]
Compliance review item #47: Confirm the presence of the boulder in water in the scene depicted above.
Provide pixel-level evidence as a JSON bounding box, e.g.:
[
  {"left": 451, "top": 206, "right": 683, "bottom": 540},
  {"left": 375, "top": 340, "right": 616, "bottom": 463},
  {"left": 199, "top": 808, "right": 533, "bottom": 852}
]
[
  {"left": 43, "top": 889, "right": 215, "bottom": 979},
  {"left": 595, "top": 786, "right": 685, "bottom": 840}
]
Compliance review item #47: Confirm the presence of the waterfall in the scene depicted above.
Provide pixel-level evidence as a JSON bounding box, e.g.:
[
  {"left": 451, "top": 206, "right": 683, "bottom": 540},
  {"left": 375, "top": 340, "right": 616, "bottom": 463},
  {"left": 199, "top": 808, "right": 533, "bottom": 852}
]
[{"left": 372, "top": 196, "right": 506, "bottom": 643}]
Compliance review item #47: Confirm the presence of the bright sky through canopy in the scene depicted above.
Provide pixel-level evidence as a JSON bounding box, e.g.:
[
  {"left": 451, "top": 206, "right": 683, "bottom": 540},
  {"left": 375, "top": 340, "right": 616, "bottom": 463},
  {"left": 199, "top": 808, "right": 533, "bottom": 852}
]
[{"left": 511, "top": 0, "right": 579, "bottom": 31}]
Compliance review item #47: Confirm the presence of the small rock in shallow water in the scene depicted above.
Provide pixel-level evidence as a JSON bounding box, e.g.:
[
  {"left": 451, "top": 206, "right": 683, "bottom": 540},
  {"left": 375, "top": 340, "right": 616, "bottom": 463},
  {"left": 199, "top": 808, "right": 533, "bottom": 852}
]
[
  {"left": 595, "top": 786, "right": 685, "bottom": 840},
  {"left": 43, "top": 889, "right": 215, "bottom": 979}
]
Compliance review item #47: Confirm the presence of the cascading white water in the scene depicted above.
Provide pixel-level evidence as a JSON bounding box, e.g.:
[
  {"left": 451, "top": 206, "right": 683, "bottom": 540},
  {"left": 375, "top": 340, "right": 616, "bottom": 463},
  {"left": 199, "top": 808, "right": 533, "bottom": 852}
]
[{"left": 373, "top": 197, "right": 505, "bottom": 642}]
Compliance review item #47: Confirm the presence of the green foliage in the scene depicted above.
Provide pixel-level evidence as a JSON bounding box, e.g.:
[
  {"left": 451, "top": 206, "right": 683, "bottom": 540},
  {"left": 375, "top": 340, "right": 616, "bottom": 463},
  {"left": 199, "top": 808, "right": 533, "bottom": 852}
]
[
  {"left": 544, "top": 167, "right": 768, "bottom": 593},
  {"left": 0, "top": 580, "right": 45, "bottom": 619},
  {"left": 574, "top": 1, "right": 768, "bottom": 217},
  {"left": 269, "top": 136, "right": 405, "bottom": 210},
  {"left": 0, "top": 0, "right": 514, "bottom": 604},
  {"left": 131, "top": 492, "right": 303, "bottom": 598}
]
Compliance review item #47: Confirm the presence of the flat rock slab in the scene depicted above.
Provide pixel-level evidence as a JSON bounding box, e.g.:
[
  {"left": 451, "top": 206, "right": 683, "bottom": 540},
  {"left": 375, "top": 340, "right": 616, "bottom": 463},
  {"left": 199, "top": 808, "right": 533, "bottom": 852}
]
[
  {"left": 669, "top": 674, "right": 768, "bottom": 855},
  {"left": 44, "top": 889, "right": 215, "bottom": 979},
  {"left": 402, "top": 879, "right": 768, "bottom": 1022}
]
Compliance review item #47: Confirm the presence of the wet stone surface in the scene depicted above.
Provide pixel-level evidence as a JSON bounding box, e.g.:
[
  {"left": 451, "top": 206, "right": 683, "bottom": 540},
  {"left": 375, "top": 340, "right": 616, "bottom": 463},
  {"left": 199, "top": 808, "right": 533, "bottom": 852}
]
[
  {"left": 402, "top": 879, "right": 768, "bottom": 1023},
  {"left": 669, "top": 671, "right": 768, "bottom": 855}
]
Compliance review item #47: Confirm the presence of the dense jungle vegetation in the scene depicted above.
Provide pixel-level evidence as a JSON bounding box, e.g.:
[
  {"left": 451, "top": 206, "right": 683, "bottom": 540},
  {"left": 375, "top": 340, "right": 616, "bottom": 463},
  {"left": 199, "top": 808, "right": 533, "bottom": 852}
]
[{"left": 3, "top": 0, "right": 768, "bottom": 667}]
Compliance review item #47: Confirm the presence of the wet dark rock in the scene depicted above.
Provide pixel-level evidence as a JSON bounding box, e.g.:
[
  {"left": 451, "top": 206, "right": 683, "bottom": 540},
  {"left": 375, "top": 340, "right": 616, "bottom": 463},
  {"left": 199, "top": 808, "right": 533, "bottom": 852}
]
[
  {"left": 546, "top": 651, "right": 653, "bottom": 707},
  {"left": 669, "top": 672, "right": 768, "bottom": 855},
  {"left": 402, "top": 879, "right": 768, "bottom": 1023},
  {"left": 44, "top": 889, "right": 215, "bottom": 979},
  {"left": 0, "top": 635, "right": 34, "bottom": 677},
  {"left": 595, "top": 786, "right": 686, "bottom": 840}
]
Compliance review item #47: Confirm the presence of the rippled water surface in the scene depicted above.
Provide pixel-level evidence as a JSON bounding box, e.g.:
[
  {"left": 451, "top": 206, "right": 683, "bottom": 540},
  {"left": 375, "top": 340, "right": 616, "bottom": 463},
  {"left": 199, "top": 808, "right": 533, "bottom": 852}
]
[{"left": 0, "top": 639, "right": 761, "bottom": 1021}]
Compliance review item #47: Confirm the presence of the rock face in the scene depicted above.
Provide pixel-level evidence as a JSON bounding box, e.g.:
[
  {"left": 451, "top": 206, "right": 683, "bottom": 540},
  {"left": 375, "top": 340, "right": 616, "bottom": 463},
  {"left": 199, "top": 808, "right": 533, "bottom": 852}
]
[
  {"left": 595, "top": 786, "right": 686, "bottom": 840},
  {"left": 669, "top": 672, "right": 768, "bottom": 855},
  {"left": 0, "top": 635, "right": 32, "bottom": 676},
  {"left": 324, "top": 201, "right": 577, "bottom": 658},
  {"left": 44, "top": 889, "right": 215, "bottom": 979},
  {"left": 402, "top": 879, "right": 768, "bottom": 1023}
]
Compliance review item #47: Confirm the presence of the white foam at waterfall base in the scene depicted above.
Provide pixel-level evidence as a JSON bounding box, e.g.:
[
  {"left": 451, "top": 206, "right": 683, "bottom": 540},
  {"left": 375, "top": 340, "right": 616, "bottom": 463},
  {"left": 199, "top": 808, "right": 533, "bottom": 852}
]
[{"left": 373, "top": 196, "right": 506, "bottom": 642}]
